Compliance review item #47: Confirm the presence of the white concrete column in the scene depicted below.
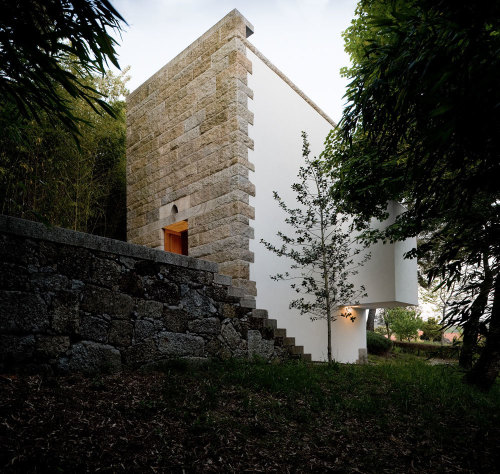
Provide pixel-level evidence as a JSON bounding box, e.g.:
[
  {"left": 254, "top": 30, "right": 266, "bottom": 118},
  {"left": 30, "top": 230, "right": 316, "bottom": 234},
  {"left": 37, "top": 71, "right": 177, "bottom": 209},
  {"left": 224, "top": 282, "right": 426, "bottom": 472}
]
[{"left": 331, "top": 307, "right": 367, "bottom": 363}]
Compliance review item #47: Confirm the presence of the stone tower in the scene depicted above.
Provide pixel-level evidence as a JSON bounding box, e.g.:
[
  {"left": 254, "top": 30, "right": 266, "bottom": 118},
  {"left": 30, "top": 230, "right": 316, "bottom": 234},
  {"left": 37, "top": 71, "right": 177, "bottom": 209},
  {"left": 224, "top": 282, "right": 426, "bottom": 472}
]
[{"left": 127, "top": 10, "right": 257, "bottom": 297}]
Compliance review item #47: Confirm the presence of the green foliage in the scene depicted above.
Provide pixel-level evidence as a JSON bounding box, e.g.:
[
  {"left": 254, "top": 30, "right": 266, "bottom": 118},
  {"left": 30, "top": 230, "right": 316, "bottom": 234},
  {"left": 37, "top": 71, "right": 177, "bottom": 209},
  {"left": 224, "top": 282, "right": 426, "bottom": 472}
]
[
  {"left": 324, "top": 0, "right": 500, "bottom": 283},
  {"left": 340, "top": 0, "right": 398, "bottom": 77},
  {"left": 328, "top": 0, "right": 500, "bottom": 264},
  {"left": 392, "top": 341, "right": 460, "bottom": 360},
  {"left": 382, "top": 307, "right": 422, "bottom": 342},
  {"left": 261, "top": 133, "right": 368, "bottom": 362},
  {"left": 0, "top": 66, "right": 129, "bottom": 239},
  {"left": 420, "top": 317, "right": 443, "bottom": 342},
  {"left": 0, "top": 0, "right": 126, "bottom": 135},
  {"left": 366, "top": 330, "right": 392, "bottom": 355},
  {"left": 323, "top": 0, "right": 500, "bottom": 390}
]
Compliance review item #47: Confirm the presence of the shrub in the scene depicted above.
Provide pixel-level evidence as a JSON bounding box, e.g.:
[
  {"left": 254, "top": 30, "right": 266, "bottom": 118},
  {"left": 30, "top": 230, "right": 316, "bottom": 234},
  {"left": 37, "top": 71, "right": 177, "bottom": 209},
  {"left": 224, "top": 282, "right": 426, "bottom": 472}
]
[
  {"left": 367, "top": 330, "right": 392, "bottom": 355},
  {"left": 420, "top": 317, "right": 443, "bottom": 341},
  {"left": 392, "top": 341, "right": 460, "bottom": 359}
]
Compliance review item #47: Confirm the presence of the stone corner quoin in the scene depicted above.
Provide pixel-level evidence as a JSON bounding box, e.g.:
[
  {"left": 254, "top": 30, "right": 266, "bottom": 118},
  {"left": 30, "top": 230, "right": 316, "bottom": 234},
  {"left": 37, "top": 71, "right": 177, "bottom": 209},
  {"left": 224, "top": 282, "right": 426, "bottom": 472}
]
[{"left": 126, "top": 9, "right": 257, "bottom": 298}]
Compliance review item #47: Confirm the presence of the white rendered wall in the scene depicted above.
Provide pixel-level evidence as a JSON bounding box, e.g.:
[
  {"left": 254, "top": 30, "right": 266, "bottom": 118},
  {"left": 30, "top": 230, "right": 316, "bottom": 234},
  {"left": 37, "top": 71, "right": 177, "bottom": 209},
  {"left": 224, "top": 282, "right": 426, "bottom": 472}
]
[
  {"left": 247, "top": 49, "right": 417, "bottom": 362},
  {"left": 356, "top": 202, "right": 419, "bottom": 308},
  {"left": 247, "top": 49, "right": 361, "bottom": 362},
  {"left": 394, "top": 215, "right": 419, "bottom": 306}
]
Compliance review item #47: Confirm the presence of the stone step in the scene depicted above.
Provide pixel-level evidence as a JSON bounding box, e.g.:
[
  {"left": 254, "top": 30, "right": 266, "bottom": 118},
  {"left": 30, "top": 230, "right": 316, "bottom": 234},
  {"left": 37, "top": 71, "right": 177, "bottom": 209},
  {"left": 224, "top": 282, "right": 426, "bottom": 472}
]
[
  {"left": 283, "top": 337, "right": 295, "bottom": 346},
  {"left": 227, "top": 286, "right": 246, "bottom": 298},
  {"left": 274, "top": 328, "right": 286, "bottom": 338},
  {"left": 213, "top": 273, "right": 232, "bottom": 286},
  {"left": 240, "top": 297, "right": 256, "bottom": 309},
  {"left": 300, "top": 353, "right": 312, "bottom": 362},
  {"left": 263, "top": 318, "right": 277, "bottom": 329},
  {"left": 289, "top": 345, "right": 304, "bottom": 355},
  {"left": 251, "top": 309, "right": 268, "bottom": 319}
]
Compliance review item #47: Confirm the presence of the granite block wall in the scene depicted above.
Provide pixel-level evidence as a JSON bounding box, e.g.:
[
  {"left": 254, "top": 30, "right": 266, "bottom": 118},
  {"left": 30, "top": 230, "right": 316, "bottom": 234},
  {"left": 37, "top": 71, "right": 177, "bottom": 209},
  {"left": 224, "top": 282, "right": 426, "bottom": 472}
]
[
  {"left": 126, "top": 9, "right": 256, "bottom": 297},
  {"left": 0, "top": 215, "right": 287, "bottom": 375}
]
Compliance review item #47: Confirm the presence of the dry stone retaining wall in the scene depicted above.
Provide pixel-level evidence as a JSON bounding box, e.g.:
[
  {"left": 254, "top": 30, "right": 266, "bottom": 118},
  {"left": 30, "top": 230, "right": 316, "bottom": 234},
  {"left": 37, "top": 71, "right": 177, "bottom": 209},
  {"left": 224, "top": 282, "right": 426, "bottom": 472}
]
[{"left": 0, "top": 215, "right": 304, "bottom": 375}]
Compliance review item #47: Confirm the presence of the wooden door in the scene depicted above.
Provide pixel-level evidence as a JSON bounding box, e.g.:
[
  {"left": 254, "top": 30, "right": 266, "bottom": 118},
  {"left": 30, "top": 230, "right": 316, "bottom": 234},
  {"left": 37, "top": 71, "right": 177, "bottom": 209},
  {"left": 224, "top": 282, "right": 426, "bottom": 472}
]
[
  {"left": 164, "top": 230, "right": 183, "bottom": 254},
  {"left": 163, "top": 220, "right": 188, "bottom": 255}
]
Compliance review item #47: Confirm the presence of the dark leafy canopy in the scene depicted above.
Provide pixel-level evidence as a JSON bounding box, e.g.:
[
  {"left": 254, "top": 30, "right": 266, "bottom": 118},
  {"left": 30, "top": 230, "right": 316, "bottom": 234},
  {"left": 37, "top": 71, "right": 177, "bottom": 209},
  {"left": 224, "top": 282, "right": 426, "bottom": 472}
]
[
  {"left": 323, "top": 0, "right": 500, "bottom": 389},
  {"left": 325, "top": 0, "right": 500, "bottom": 274},
  {"left": 0, "top": 0, "right": 126, "bottom": 134},
  {"left": 0, "top": 67, "right": 129, "bottom": 239}
]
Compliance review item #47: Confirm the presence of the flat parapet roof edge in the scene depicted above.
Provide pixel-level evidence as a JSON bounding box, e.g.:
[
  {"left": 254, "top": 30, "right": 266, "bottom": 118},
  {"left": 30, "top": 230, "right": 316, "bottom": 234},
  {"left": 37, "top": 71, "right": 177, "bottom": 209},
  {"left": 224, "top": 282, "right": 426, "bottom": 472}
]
[{"left": 243, "top": 38, "right": 337, "bottom": 128}]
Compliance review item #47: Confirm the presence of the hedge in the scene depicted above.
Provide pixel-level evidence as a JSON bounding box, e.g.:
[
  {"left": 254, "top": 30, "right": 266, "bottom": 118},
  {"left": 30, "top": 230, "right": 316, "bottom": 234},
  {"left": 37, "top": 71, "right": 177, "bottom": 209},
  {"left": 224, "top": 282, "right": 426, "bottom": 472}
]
[
  {"left": 392, "top": 341, "right": 460, "bottom": 359},
  {"left": 367, "top": 331, "right": 392, "bottom": 355}
]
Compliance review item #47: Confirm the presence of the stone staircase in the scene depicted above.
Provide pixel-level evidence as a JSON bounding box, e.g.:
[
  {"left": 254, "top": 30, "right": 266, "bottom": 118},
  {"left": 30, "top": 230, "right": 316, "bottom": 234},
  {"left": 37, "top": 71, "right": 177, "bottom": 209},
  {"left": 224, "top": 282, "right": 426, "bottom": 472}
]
[
  {"left": 237, "top": 296, "right": 312, "bottom": 362},
  {"left": 214, "top": 276, "right": 313, "bottom": 362},
  {"left": 250, "top": 308, "right": 312, "bottom": 362}
]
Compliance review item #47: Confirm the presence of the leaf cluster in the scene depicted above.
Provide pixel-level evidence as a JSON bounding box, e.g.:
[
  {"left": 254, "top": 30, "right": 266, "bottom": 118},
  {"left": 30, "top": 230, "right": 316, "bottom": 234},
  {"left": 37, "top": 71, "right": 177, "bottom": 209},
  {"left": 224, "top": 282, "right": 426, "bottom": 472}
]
[
  {"left": 0, "top": 0, "right": 126, "bottom": 136},
  {"left": 325, "top": 0, "right": 500, "bottom": 280},
  {"left": 0, "top": 65, "right": 129, "bottom": 238}
]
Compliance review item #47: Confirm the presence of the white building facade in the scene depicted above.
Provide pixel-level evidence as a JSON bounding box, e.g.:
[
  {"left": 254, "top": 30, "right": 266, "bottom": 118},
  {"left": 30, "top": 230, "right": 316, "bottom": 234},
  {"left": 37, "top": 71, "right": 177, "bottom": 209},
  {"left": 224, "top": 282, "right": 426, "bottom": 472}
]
[{"left": 126, "top": 10, "right": 418, "bottom": 363}]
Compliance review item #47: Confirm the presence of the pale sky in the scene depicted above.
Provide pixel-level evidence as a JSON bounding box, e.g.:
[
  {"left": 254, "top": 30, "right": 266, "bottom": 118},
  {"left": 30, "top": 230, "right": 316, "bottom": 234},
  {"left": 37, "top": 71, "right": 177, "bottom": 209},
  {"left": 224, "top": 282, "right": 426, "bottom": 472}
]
[{"left": 112, "top": 0, "right": 358, "bottom": 123}]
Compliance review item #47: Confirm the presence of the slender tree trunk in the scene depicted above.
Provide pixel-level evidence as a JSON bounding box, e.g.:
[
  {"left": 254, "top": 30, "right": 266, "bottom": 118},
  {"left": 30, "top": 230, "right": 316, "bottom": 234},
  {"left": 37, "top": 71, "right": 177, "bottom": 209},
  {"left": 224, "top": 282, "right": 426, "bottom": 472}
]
[
  {"left": 460, "top": 257, "right": 492, "bottom": 369},
  {"left": 385, "top": 319, "right": 391, "bottom": 339},
  {"left": 465, "top": 272, "right": 500, "bottom": 391},
  {"left": 366, "top": 308, "right": 376, "bottom": 332},
  {"left": 325, "top": 280, "right": 332, "bottom": 364},
  {"left": 320, "top": 221, "right": 332, "bottom": 364},
  {"left": 317, "top": 183, "right": 332, "bottom": 364}
]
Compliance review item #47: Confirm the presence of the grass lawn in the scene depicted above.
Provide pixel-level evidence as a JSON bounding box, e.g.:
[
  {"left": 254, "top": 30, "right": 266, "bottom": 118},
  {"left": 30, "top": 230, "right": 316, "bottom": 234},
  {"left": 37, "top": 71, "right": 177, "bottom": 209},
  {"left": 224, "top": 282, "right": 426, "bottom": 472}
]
[{"left": 1, "top": 354, "right": 498, "bottom": 472}]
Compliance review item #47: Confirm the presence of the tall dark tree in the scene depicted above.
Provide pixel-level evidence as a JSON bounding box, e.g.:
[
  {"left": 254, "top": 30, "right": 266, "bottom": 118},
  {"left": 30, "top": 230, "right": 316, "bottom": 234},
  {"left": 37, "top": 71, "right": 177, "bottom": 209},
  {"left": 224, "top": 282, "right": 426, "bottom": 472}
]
[
  {"left": 0, "top": 0, "right": 126, "bottom": 135},
  {"left": 366, "top": 308, "right": 376, "bottom": 332},
  {"left": 324, "top": 0, "right": 500, "bottom": 389}
]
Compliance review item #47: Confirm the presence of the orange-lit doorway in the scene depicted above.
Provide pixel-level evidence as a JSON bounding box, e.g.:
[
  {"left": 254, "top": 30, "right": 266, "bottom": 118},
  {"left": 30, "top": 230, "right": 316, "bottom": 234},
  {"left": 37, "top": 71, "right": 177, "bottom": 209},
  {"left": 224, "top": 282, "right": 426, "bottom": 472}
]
[{"left": 163, "top": 220, "right": 188, "bottom": 255}]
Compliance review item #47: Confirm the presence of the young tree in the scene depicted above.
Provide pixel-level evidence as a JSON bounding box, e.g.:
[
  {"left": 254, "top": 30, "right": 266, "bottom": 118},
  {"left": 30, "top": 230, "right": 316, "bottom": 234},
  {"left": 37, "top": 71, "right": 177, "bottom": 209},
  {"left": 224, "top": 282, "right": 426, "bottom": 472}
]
[
  {"left": 324, "top": 0, "right": 500, "bottom": 390},
  {"left": 382, "top": 307, "right": 422, "bottom": 342},
  {"left": 261, "top": 133, "right": 368, "bottom": 363}
]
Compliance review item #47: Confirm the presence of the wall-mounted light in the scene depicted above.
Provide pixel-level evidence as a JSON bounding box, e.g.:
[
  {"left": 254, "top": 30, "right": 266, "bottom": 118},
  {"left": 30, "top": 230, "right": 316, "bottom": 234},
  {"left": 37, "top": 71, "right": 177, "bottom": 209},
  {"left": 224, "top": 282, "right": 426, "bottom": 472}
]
[{"left": 341, "top": 306, "right": 356, "bottom": 323}]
